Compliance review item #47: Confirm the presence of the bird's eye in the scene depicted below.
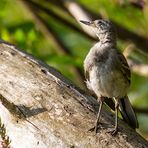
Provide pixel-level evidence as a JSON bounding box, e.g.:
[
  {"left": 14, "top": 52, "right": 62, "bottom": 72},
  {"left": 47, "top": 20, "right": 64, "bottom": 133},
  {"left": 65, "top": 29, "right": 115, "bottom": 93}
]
[{"left": 98, "top": 23, "right": 104, "bottom": 29}]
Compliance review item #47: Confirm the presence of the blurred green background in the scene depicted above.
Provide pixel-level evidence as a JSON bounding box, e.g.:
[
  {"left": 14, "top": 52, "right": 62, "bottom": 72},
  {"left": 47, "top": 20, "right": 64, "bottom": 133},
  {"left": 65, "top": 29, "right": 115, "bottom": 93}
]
[{"left": 0, "top": 0, "right": 148, "bottom": 140}]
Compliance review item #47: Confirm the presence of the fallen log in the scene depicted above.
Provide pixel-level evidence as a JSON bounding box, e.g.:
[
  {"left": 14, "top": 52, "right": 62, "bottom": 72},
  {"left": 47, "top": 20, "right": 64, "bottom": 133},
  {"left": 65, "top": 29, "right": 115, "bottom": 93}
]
[{"left": 0, "top": 40, "right": 147, "bottom": 147}]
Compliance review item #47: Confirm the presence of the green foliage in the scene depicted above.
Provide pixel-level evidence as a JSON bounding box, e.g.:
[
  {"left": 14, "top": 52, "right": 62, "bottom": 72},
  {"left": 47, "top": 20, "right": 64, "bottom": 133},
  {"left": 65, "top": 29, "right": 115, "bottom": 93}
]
[{"left": 0, "top": 118, "right": 11, "bottom": 147}]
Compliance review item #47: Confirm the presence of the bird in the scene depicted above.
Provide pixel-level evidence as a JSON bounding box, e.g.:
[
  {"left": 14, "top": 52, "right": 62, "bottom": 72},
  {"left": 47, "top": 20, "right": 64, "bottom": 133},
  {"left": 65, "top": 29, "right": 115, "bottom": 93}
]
[{"left": 80, "top": 19, "right": 138, "bottom": 135}]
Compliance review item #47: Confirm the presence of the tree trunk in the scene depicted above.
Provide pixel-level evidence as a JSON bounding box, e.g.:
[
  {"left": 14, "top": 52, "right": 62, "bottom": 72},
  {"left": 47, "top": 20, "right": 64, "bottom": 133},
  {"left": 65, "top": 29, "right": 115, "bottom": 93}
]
[{"left": 0, "top": 40, "right": 147, "bottom": 148}]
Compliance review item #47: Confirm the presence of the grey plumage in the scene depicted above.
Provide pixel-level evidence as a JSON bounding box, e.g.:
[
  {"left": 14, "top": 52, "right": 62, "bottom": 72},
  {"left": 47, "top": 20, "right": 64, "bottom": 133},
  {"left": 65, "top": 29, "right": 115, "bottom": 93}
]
[{"left": 80, "top": 19, "right": 138, "bottom": 134}]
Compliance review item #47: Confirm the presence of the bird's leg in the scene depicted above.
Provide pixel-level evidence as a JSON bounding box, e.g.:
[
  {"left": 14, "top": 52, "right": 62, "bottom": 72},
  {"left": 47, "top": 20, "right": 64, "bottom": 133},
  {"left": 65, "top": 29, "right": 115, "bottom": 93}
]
[
  {"left": 113, "top": 100, "right": 119, "bottom": 135},
  {"left": 94, "top": 98, "right": 104, "bottom": 133},
  {"left": 88, "top": 97, "right": 104, "bottom": 133},
  {"left": 108, "top": 99, "right": 119, "bottom": 135}
]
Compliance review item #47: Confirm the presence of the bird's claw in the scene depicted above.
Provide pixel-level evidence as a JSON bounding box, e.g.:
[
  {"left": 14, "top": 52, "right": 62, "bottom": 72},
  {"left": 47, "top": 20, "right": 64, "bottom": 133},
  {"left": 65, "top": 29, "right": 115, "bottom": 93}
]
[
  {"left": 88, "top": 123, "right": 103, "bottom": 133},
  {"left": 107, "top": 128, "right": 118, "bottom": 136}
]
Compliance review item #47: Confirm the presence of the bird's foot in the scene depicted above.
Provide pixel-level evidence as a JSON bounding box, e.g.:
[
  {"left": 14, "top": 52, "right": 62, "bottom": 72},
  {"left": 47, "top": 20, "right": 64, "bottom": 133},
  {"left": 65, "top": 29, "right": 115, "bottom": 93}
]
[
  {"left": 107, "top": 128, "right": 118, "bottom": 136},
  {"left": 88, "top": 123, "right": 103, "bottom": 133}
]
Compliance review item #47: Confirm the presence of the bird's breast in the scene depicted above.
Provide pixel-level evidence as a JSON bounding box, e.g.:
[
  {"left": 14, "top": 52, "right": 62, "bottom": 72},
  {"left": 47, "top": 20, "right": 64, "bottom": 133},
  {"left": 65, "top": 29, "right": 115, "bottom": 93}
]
[{"left": 86, "top": 60, "right": 129, "bottom": 99}]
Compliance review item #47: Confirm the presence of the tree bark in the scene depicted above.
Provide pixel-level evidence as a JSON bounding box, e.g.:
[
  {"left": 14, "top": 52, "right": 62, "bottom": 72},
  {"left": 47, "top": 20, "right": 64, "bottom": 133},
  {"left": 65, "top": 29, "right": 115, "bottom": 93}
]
[{"left": 0, "top": 40, "right": 147, "bottom": 148}]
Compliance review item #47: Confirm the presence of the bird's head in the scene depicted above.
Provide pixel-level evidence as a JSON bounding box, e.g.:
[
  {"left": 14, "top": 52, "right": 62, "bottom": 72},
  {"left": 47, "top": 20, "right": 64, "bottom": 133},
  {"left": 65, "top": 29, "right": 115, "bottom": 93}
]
[{"left": 80, "top": 19, "right": 116, "bottom": 41}]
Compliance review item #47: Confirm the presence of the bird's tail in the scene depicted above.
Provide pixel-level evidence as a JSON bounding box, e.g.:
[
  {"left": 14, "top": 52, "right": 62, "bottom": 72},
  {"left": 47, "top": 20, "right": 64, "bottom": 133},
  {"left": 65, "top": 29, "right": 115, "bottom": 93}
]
[{"left": 119, "top": 96, "right": 138, "bottom": 129}]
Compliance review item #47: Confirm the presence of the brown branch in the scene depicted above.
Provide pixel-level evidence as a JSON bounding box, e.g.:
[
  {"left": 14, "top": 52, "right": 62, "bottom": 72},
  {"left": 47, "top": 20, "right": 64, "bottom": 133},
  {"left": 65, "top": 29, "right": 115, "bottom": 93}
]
[
  {"left": 134, "top": 107, "right": 148, "bottom": 114},
  {"left": 123, "top": 45, "right": 148, "bottom": 77},
  {"left": 129, "top": 0, "right": 146, "bottom": 10},
  {"left": 112, "top": 0, "right": 146, "bottom": 10},
  {"left": 128, "top": 58, "right": 148, "bottom": 77}
]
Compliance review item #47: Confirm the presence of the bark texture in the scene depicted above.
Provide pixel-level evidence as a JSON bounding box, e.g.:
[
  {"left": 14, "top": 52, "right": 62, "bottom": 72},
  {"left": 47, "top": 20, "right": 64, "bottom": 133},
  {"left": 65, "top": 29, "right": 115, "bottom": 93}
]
[{"left": 0, "top": 40, "right": 148, "bottom": 148}]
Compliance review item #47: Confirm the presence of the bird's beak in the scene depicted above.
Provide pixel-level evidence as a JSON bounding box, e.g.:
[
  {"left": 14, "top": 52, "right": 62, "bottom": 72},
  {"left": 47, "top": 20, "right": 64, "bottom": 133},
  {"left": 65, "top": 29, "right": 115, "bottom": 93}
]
[{"left": 80, "top": 20, "right": 95, "bottom": 27}]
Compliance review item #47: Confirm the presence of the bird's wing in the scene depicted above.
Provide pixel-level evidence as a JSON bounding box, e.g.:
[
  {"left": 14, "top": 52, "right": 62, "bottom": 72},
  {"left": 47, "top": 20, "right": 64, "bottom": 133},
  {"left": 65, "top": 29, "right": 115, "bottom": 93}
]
[
  {"left": 84, "top": 61, "right": 96, "bottom": 93},
  {"left": 84, "top": 69, "right": 90, "bottom": 81},
  {"left": 117, "top": 52, "right": 131, "bottom": 84},
  {"left": 84, "top": 61, "right": 94, "bottom": 81}
]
